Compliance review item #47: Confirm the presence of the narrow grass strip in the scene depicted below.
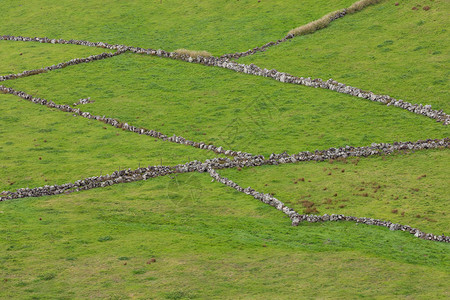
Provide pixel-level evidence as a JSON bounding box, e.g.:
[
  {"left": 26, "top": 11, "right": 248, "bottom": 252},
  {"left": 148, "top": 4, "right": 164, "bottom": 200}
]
[
  {"left": 208, "top": 168, "right": 450, "bottom": 243},
  {"left": 0, "top": 50, "right": 126, "bottom": 82},
  {"left": 0, "top": 85, "right": 253, "bottom": 157}
]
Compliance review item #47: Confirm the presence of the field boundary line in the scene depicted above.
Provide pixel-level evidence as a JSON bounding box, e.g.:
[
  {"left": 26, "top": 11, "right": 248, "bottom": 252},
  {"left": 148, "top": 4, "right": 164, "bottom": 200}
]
[
  {"left": 0, "top": 49, "right": 126, "bottom": 82},
  {"left": 220, "top": 0, "right": 383, "bottom": 59},
  {"left": 2, "top": 35, "right": 448, "bottom": 124},
  {"left": 0, "top": 85, "right": 254, "bottom": 157},
  {"left": 1, "top": 138, "right": 447, "bottom": 201},
  {"left": 208, "top": 168, "right": 449, "bottom": 243}
]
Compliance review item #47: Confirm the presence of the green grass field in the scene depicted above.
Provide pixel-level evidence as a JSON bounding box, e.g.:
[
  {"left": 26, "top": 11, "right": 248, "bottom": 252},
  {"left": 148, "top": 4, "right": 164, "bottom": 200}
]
[
  {"left": 1, "top": 0, "right": 449, "bottom": 298},
  {"left": 220, "top": 149, "right": 450, "bottom": 235},
  {"left": 0, "top": 40, "right": 107, "bottom": 76},
  {"left": 239, "top": 0, "right": 450, "bottom": 111},
  {"left": 3, "top": 52, "right": 449, "bottom": 156},
  {"left": 1, "top": 0, "right": 356, "bottom": 55},
  {"left": 1, "top": 173, "right": 449, "bottom": 298},
  {"left": 0, "top": 93, "right": 220, "bottom": 192}
]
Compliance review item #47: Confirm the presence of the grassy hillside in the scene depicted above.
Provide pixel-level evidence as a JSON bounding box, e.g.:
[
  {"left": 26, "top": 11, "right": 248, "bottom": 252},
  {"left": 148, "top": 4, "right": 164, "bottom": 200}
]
[
  {"left": 239, "top": 0, "right": 450, "bottom": 111},
  {"left": 1, "top": 173, "right": 449, "bottom": 298},
  {"left": 220, "top": 149, "right": 450, "bottom": 235},
  {"left": 0, "top": 40, "right": 106, "bottom": 76},
  {"left": 0, "top": 93, "right": 219, "bottom": 192},
  {"left": 1, "top": 0, "right": 449, "bottom": 298},
  {"left": 4, "top": 53, "right": 449, "bottom": 156},
  {"left": 0, "top": 0, "right": 356, "bottom": 55}
]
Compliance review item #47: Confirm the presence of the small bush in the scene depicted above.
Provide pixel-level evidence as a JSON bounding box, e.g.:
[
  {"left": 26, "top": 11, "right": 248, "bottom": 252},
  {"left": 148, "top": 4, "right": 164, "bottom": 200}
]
[
  {"left": 98, "top": 236, "right": 113, "bottom": 242},
  {"left": 173, "top": 49, "right": 212, "bottom": 58}
]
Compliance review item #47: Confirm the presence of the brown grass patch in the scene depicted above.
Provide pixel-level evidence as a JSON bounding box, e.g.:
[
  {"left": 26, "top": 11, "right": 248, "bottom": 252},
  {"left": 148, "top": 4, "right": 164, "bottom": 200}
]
[
  {"left": 288, "top": 0, "right": 382, "bottom": 36},
  {"left": 301, "top": 200, "right": 315, "bottom": 208},
  {"left": 288, "top": 10, "right": 343, "bottom": 36},
  {"left": 347, "top": 0, "right": 382, "bottom": 14},
  {"left": 304, "top": 207, "right": 319, "bottom": 214},
  {"left": 336, "top": 157, "right": 348, "bottom": 164},
  {"left": 174, "top": 49, "right": 212, "bottom": 58},
  {"left": 323, "top": 198, "right": 333, "bottom": 204}
]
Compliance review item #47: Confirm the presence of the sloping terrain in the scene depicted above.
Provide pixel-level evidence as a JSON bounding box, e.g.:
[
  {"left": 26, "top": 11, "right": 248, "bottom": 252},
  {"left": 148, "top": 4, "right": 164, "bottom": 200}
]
[
  {"left": 238, "top": 0, "right": 450, "bottom": 111},
  {"left": 0, "top": 0, "right": 449, "bottom": 298},
  {"left": 1, "top": 174, "right": 449, "bottom": 298},
  {"left": 4, "top": 53, "right": 449, "bottom": 155},
  {"left": 1, "top": 0, "right": 356, "bottom": 55}
]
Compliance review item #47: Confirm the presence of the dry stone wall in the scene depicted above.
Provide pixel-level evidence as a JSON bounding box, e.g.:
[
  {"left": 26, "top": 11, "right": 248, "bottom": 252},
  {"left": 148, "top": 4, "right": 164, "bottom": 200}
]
[
  {"left": 0, "top": 85, "right": 254, "bottom": 158},
  {"left": 2, "top": 34, "right": 448, "bottom": 125},
  {"left": 73, "top": 97, "right": 93, "bottom": 106},
  {"left": 1, "top": 34, "right": 448, "bottom": 242},
  {"left": 1, "top": 134, "right": 447, "bottom": 242},
  {"left": 1, "top": 138, "right": 447, "bottom": 202},
  {"left": 208, "top": 168, "right": 450, "bottom": 243},
  {"left": 0, "top": 50, "right": 126, "bottom": 82},
  {"left": 219, "top": 9, "right": 347, "bottom": 59}
]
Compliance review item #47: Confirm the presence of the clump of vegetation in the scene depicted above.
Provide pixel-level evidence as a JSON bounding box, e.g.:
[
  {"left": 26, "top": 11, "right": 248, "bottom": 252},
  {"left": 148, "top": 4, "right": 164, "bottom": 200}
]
[
  {"left": 98, "top": 236, "right": 113, "bottom": 242},
  {"left": 173, "top": 48, "right": 212, "bottom": 58},
  {"left": 288, "top": 10, "right": 343, "bottom": 36},
  {"left": 288, "top": 0, "right": 383, "bottom": 37},
  {"left": 347, "top": 0, "right": 382, "bottom": 14}
]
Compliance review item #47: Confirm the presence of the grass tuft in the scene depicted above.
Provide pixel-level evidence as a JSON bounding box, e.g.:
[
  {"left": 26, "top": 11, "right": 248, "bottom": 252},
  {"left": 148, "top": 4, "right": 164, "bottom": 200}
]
[
  {"left": 288, "top": 10, "right": 343, "bottom": 36},
  {"left": 173, "top": 49, "right": 212, "bottom": 58},
  {"left": 288, "top": 0, "right": 383, "bottom": 37},
  {"left": 347, "top": 0, "right": 382, "bottom": 14}
]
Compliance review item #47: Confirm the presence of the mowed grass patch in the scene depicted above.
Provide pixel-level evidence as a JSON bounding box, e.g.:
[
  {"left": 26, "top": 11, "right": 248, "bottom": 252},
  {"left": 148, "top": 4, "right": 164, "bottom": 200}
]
[
  {"left": 0, "top": 40, "right": 106, "bottom": 75},
  {"left": 239, "top": 0, "right": 450, "bottom": 111},
  {"left": 0, "top": 0, "right": 356, "bottom": 56},
  {"left": 5, "top": 54, "right": 449, "bottom": 156},
  {"left": 220, "top": 149, "right": 450, "bottom": 235},
  {"left": 0, "top": 93, "right": 220, "bottom": 192},
  {"left": 0, "top": 172, "right": 449, "bottom": 298}
]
